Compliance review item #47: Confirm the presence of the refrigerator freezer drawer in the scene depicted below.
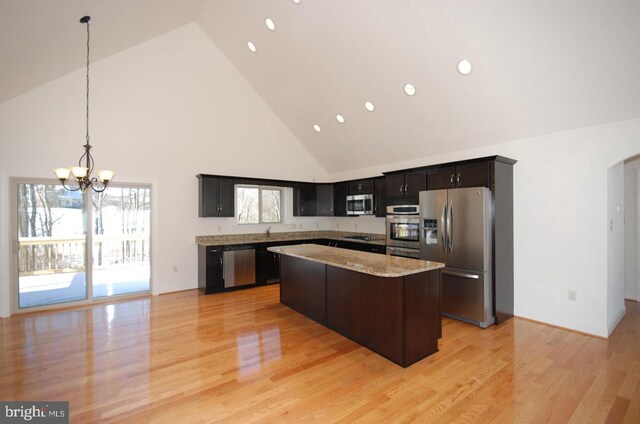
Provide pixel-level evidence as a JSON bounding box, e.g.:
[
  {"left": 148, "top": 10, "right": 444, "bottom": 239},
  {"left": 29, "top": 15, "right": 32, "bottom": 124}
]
[{"left": 441, "top": 268, "right": 494, "bottom": 328}]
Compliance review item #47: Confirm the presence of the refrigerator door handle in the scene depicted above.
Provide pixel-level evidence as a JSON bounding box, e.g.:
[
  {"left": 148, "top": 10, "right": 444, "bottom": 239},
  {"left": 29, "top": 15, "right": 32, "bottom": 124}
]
[
  {"left": 447, "top": 201, "right": 453, "bottom": 252},
  {"left": 441, "top": 201, "right": 447, "bottom": 252},
  {"left": 442, "top": 269, "right": 479, "bottom": 279}
]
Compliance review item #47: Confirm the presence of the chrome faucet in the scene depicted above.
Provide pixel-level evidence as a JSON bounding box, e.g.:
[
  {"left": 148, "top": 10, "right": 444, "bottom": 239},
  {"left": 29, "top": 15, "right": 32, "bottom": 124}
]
[{"left": 265, "top": 226, "right": 271, "bottom": 239}]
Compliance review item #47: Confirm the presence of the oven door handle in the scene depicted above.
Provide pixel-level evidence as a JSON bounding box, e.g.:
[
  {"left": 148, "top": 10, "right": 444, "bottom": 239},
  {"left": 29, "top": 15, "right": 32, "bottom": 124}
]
[{"left": 386, "top": 246, "right": 419, "bottom": 258}]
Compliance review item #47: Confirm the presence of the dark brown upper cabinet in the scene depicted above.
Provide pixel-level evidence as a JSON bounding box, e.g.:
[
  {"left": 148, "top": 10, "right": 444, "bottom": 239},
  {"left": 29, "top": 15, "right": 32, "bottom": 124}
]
[
  {"left": 374, "top": 177, "right": 386, "bottom": 217},
  {"left": 316, "top": 184, "right": 334, "bottom": 216},
  {"left": 427, "top": 161, "right": 489, "bottom": 190},
  {"left": 348, "top": 179, "right": 374, "bottom": 195},
  {"left": 198, "top": 175, "right": 235, "bottom": 217},
  {"left": 333, "top": 182, "right": 349, "bottom": 216},
  {"left": 384, "top": 169, "right": 427, "bottom": 200},
  {"left": 293, "top": 183, "right": 317, "bottom": 216}
]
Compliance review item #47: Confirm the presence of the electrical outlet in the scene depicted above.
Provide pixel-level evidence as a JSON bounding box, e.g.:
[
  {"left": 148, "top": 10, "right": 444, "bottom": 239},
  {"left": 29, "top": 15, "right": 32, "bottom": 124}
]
[
  {"left": 336, "top": 223, "right": 340, "bottom": 229},
  {"left": 217, "top": 225, "right": 221, "bottom": 232},
  {"left": 568, "top": 290, "right": 577, "bottom": 301},
  {"left": 316, "top": 223, "right": 320, "bottom": 229},
  {"left": 354, "top": 223, "right": 358, "bottom": 230},
  {"left": 609, "top": 220, "right": 613, "bottom": 231},
  {"left": 173, "top": 266, "right": 178, "bottom": 273}
]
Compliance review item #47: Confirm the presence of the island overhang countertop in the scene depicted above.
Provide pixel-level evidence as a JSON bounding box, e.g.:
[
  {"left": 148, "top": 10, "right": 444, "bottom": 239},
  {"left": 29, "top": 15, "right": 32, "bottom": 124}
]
[{"left": 268, "top": 244, "right": 444, "bottom": 278}]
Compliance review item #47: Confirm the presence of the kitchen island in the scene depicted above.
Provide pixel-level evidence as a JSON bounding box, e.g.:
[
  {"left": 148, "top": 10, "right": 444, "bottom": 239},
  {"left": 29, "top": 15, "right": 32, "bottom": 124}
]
[{"left": 268, "top": 244, "right": 445, "bottom": 367}]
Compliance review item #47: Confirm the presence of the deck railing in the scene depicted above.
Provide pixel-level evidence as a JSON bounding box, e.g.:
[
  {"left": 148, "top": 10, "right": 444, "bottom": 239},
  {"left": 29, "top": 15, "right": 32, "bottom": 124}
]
[{"left": 18, "top": 235, "right": 150, "bottom": 275}]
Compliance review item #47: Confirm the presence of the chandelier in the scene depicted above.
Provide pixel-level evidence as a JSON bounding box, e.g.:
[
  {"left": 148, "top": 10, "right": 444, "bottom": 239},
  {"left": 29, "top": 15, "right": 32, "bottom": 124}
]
[{"left": 54, "top": 16, "right": 113, "bottom": 193}]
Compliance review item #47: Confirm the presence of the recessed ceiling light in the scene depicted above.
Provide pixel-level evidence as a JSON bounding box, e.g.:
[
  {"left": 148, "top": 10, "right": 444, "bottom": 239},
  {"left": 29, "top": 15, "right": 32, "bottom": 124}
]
[
  {"left": 336, "top": 114, "right": 345, "bottom": 123},
  {"left": 265, "top": 18, "right": 276, "bottom": 31},
  {"left": 364, "top": 101, "right": 375, "bottom": 112},
  {"left": 247, "top": 41, "right": 257, "bottom": 53},
  {"left": 292, "top": 0, "right": 301, "bottom": 4},
  {"left": 457, "top": 59, "right": 472, "bottom": 75},
  {"left": 313, "top": 124, "right": 321, "bottom": 132},
  {"left": 404, "top": 83, "right": 416, "bottom": 96}
]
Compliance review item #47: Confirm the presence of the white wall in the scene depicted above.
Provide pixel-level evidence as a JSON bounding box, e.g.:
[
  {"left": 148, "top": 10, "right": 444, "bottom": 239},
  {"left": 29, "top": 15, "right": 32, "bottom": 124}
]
[
  {"left": 624, "top": 158, "right": 640, "bottom": 300},
  {"left": 0, "top": 23, "right": 329, "bottom": 317},
  {"left": 607, "top": 162, "right": 626, "bottom": 334},
  {"left": 0, "top": 173, "right": 9, "bottom": 317},
  {"left": 329, "top": 117, "right": 640, "bottom": 337}
]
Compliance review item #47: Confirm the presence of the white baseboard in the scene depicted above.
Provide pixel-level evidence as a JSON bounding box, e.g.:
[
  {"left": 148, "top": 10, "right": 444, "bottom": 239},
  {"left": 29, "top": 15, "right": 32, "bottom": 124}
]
[
  {"left": 607, "top": 306, "right": 626, "bottom": 336},
  {"left": 515, "top": 308, "right": 608, "bottom": 338}
]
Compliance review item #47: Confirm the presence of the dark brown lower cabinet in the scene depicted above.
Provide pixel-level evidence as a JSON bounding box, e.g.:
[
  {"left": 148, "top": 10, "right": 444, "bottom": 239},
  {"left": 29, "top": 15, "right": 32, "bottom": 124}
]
[
  {"left": 198, "top": 245, "right": 224, "bottom": 294},
  {"left": 279, "top": 255, "right": 441, "bottom": 367},
  {"left": 256, "top": 250, "right": 280, "bottom": 285}
]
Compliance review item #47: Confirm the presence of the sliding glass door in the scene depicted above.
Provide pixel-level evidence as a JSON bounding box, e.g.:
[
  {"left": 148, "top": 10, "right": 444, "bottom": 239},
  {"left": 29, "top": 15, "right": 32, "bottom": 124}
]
[
  {"left": 17, "top": 183, "right": 88, "bottom": 308},
  {"left": 15, "top": 180, "right": 151, "bottom": 310}
]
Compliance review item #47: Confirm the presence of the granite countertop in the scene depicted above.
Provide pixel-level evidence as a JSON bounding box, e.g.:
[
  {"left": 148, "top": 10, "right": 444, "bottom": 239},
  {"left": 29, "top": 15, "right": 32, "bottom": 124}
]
[
  {"left": 268, "top": 244, "right": 444, "bottom": 278},
  {"left": 196, "top": 230, "right": 386, "bottom": 246}
]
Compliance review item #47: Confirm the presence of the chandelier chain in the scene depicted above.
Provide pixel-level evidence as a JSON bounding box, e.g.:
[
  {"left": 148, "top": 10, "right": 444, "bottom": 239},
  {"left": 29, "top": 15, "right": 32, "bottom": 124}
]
[{"left": 85, "top": 19, "right": 90, "bottom": 146}]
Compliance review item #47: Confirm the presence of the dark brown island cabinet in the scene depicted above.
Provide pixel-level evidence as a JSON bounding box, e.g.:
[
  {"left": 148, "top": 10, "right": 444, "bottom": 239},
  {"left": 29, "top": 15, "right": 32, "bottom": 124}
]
[{"left": 271, "top": 244, "right": 444, "bottom": 367}]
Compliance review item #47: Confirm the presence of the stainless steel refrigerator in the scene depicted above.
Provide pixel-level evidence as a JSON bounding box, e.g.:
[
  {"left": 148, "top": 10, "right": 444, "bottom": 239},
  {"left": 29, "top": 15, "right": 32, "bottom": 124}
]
[{"left": 419, "top": 188, "right": 494, "bottom": 328}]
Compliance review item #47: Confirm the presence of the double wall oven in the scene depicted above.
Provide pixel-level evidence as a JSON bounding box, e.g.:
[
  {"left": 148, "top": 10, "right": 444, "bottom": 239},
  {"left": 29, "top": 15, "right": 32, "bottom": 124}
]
[{"left": 385, "top": 205, "right": 420, "bottom": 258}]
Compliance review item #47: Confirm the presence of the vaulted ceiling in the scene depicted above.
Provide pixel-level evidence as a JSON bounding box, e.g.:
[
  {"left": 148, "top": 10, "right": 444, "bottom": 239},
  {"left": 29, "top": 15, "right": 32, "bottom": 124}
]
[{"left": 2, "top": 1, "right": 639, "bottom": 173}]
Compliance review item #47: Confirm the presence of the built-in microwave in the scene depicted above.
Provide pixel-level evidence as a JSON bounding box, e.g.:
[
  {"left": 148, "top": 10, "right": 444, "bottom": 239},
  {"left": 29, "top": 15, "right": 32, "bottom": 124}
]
[{"left": 346, "top": 194, "right": 374, "bottom": 215}]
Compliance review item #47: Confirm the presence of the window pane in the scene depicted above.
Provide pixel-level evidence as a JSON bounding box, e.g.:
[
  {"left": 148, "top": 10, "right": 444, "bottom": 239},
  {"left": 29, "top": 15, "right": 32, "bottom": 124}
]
[
  {"left": 92, "top": 186, "right": 151, "bottom": 298},
  {"left": 236, "top": 187, "right": 259, "bottom": 224},
  {"left": 261, "top": 189, "right": 281, "bottom": 223},
  {"left": 17, "top": 183, "right": 87, "bottom": 308}
]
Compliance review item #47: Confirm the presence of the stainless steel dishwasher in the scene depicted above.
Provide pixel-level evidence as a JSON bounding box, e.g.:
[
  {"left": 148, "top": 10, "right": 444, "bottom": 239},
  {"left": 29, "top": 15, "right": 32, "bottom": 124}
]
[{"left": 223, "top": 245, "right": 256, "bottom": 288}]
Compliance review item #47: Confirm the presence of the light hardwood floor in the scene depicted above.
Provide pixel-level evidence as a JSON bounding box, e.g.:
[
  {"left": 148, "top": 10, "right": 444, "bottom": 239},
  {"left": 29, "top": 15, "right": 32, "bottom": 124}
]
[{"left": 1, "top": 285, "right": 639, "bottom": 423}]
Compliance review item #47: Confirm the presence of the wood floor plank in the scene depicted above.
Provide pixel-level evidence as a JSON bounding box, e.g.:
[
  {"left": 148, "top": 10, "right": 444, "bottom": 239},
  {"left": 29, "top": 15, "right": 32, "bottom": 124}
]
[{"left": 1, "top": 286, "right": 639, "bottom": 423}]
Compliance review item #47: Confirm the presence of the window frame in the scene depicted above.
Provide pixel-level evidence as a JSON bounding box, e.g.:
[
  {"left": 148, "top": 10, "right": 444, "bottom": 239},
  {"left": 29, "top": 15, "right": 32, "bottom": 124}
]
[{"left": 235, "top": 184, "right": 283, "bottom": 225}]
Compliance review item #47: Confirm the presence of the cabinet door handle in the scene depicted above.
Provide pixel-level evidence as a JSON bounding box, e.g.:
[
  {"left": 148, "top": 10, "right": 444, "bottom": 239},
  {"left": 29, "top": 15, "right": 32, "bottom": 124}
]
[
  {"left": 399, "top": 185, "right": 403, "bottom": 193},
  {"left": 219, "top": 257, "right": 223, "bottom": 266},
  {"left": 450, "top": 174, "right": 454, "bottom": 185},
  {"left": 457, "top": 173, "right": 460, "bottom": 184},
  {"left": 404, "top": 184, "right": 408, "bottom": 193}
]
